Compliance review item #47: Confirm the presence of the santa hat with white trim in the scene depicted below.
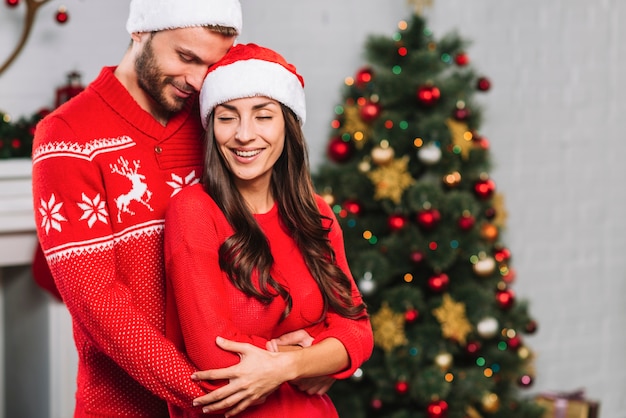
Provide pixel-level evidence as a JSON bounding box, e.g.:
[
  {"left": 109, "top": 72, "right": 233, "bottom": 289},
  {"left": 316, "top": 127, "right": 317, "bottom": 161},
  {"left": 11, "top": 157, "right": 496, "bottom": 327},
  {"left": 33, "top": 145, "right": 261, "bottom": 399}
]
[
  {"left": 126, "top": 0, "right": 242, "bottom": 35},
  {"left": 200, "top": 43, "right": 306, "bottom": 128}
]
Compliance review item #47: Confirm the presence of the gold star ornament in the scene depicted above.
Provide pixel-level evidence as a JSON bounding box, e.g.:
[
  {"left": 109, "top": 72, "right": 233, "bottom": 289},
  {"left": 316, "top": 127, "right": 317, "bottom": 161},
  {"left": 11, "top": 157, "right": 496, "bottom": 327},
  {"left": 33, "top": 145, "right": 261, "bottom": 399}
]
[
  {"left": 446, "top": 118, "right": 473, "bottom": 160},
  {"left": 371, "top": 302, "right": 408, "bottom": 353},
  {"left": 407, "top": 0, "right": 434, "bottom": 15},
  {"left": 367, "top": 155, "right": 415, "bottom": 204},
  {"left": 432, "top": 293, "right": 473, "bottom": 345}
]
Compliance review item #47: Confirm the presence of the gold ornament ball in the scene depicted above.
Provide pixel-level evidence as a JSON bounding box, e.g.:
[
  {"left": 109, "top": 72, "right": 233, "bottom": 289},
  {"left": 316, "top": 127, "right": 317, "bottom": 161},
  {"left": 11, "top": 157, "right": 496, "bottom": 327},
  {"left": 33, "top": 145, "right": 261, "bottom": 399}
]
[
  {"left": 435, "top": 352, "right": 453, "bottom": 370},
  {"left": 481, "top": 392, "right": 500, "bottom": 413},
  {"left": 371, "top": 145, "right": 395, "bottom": 165}
]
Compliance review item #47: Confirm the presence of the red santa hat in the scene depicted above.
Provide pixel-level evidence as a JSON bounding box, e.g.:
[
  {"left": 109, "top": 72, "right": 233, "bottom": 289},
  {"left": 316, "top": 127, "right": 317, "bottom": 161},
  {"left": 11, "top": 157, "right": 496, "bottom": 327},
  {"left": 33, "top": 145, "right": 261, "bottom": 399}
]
[
  {"left": 199, "top": 43, "right": 306, "bottom": 128},
  {"left": 126, "top": 0, "right": 242, "bottom": 35}
]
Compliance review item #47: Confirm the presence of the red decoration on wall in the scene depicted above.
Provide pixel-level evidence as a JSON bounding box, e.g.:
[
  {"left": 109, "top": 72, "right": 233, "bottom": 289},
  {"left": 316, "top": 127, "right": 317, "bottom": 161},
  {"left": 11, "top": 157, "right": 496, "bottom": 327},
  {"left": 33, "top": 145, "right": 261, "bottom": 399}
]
[
  {"left": 55, "top": 71, "right": 84, "bottom": 108},
  {"left": 55, "top": 5, "right": 68, "bottom": 24}
]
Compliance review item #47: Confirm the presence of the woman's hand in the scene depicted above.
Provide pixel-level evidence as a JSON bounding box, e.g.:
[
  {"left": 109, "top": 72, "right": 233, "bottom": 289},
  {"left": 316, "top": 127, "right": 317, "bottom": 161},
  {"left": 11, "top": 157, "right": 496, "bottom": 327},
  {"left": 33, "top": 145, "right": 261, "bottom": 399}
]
[
  {"left": 267, "top": 329, "right": 336, "bottom": 395},
  {"left": 266, "top": 328, "right": 314, "bottom": 352}
]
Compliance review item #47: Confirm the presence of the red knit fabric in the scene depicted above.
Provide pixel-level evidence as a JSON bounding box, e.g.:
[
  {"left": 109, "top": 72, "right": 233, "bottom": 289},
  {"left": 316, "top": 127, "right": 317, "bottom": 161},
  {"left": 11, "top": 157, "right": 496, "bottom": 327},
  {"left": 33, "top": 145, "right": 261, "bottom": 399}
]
[
  {"left": 164, "top": 184, "right": 374, "bottom": 418},
  {"left": 31, "top": 67, "right": 211, "bottom": 417}
]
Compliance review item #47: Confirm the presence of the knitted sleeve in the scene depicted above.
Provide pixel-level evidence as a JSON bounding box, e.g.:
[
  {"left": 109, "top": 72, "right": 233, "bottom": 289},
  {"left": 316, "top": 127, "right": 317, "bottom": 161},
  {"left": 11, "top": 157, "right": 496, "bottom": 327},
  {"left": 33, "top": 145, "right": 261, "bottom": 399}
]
[
  {"left": 164, "top": 186, "right": 271, "bottom": 373},
  {"left": 311, "top": 196, "right": 374, "bottom": 380},
  {"left": 32, "top": 114, "right": 207, "bottom": 409}
]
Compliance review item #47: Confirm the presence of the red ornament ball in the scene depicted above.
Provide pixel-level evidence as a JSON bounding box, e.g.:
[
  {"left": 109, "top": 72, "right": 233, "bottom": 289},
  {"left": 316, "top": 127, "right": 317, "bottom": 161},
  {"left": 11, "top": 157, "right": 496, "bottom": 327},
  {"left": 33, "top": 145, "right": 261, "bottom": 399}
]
[
  {"left": 428, "top": 273, "right": 449, "bottom": 293},
  {"left": 55, "top": 7, "right": 69, "bottom": 24},
  {"left": 359, "top": 100, "right": 382, "bottom": 123},
  {"left": 327, "top": 136, "right": 354, "bottom": 163},
  {"left": 507, "top": 335, "right": 523, "bottom": 350},
  {"left": 458, "top": 214, "right": 475, "bottom": 231},
  {"left": 416, "top": 208, "right": 441, "bottom": 230},
  {"left": 496, "top": 289, "right": 515, "bottom": 310},
  {"left": 405, "top": 308, "right": 419, "bottom": 323},
  {"left": 494, "top": 247, "right": 512, "bottom": 262},
  {"left": 427, "top": 400, "right": 449, "bottom": 418},
  {"left": 477, "top": 76, "right": 492, "bottom": 91},
  {"left": 388, "top": 214, "right": 407, "bottom": 232},
  {"left": 11, "top": 138, "right": 21, "bottom": 149},
  {"left": 343, "top": 199, "right": 362, "bottom": 216},
  {"left": 417, "top": 85, "right": 441, "bottom": 106},
  {"left": 355, "top": 67, "right": 374, "bottom": 88},
  {"left": 395, "top": 380, "right": 409, "bottom": 395},
  {"left": 455, "top": 52, "right": 469, "bottom": 66},
  {"left": 474, "top": 178, "right": 496, "bottom": 199},
  {"left": 525, "top": 320, "right": 538, "bottom": 334},
  {"left": 6, "top": 0, "right": 19, "bottom": 7}
]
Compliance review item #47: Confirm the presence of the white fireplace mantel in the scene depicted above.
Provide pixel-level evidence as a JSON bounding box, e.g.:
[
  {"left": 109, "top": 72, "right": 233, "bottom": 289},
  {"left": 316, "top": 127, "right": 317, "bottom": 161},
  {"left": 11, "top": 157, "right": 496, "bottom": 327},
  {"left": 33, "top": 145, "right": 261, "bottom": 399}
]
[
  {"left": 0, "top": 158, "right": 77, "bottom": 418},
  {"left": 0, "top": 158, "right": 38, "bottom": 266}
]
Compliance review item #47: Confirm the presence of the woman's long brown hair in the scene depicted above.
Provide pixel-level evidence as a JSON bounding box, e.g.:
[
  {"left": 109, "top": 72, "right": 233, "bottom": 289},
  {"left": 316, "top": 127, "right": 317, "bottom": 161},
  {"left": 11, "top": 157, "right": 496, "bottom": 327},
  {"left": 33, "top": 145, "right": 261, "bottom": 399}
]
[{"left": 202, "top": 105, "right": 367, "bottom": 322}]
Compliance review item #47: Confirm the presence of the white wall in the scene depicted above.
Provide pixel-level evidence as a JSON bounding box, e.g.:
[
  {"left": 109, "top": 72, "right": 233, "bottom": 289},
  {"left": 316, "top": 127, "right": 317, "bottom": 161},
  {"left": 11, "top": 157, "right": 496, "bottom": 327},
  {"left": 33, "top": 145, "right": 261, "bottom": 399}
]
[{"left": 1, "top": 0, "right": 624, "bottom": 416}]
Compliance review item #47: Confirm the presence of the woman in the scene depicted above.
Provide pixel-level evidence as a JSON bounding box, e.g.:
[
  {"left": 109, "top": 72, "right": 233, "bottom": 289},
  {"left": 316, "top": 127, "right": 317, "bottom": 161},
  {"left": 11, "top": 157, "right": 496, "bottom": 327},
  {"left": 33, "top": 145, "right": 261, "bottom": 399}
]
[{"left": 164, "top": 43, "right": 373, "bottom": 417}]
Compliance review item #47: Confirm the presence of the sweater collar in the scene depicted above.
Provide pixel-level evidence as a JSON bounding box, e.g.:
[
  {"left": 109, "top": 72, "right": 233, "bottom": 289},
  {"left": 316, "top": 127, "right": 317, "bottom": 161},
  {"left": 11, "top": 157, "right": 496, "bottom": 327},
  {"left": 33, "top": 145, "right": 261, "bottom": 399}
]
[{"left": 90, "top": 66, "right": 197, "bottom": 141}]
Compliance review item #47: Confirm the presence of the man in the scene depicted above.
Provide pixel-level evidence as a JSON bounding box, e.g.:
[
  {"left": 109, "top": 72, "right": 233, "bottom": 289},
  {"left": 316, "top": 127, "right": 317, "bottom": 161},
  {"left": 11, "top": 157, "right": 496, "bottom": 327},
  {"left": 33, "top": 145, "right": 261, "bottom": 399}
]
[{"left": 31, "top": 0, "right": 243, "bottom": 416}]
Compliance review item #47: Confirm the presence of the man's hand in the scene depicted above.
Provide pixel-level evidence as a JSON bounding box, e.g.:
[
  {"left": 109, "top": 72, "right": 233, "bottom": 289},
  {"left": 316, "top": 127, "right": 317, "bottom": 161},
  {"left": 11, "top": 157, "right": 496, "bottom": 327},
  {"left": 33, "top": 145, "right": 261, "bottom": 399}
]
[{"left": 191, "top": 337, "right": 289, "bottom": 417}]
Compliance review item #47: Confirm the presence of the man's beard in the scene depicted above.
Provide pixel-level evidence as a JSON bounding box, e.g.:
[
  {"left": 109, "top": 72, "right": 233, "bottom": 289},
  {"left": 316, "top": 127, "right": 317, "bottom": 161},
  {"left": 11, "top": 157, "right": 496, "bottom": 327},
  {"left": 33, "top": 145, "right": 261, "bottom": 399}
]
[{"left": 135, "top": 36, "right": 190, "bottom": 114}]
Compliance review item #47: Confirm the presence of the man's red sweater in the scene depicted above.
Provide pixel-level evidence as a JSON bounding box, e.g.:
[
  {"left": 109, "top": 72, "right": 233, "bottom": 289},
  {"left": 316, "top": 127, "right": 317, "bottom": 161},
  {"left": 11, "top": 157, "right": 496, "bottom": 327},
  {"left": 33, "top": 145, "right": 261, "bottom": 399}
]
[{"left": 32, "top": 67, "right": 211, "bottom": 417}]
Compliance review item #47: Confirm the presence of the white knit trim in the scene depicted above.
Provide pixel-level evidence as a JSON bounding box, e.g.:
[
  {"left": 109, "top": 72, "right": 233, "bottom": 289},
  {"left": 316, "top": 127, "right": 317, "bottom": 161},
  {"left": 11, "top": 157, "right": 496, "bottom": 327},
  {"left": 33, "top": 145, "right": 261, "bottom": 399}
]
[
  {"left": 126, "top": 0, "right": 242, "bottom": 34},
  {"left": 200, "top": 59, "right": 306, "bottom": 128}
]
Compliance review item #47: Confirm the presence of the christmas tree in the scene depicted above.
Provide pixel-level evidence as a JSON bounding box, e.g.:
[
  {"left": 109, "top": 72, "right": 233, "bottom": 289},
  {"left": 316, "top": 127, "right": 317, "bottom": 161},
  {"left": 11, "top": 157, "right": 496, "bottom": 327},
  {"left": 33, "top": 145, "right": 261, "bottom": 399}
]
[{"left": 313, "top": 11, "right": 544, "bottom": 418}]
